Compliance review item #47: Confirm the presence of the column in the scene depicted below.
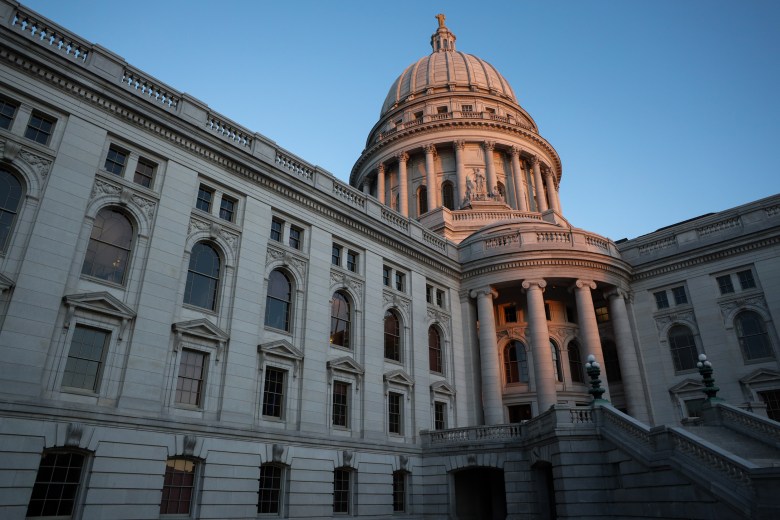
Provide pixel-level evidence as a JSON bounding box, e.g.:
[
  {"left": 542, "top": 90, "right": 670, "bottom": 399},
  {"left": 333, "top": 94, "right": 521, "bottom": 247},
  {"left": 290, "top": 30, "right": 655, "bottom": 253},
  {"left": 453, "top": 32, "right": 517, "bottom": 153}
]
[
  {"left": 522, "top": 279, "right": 557, "bottom": 412},
  {"left": 483, "top": 141, "right": 497, "bottom": 197},
  {"left": 606, "top": 289, "right": 649, "bottom": 422},
  {"left": 544, "top": 167, "right": 560, "bottom": 213},
  {"left": 531, "top": 155, "right": 548, "bottom": 212},
  {"left": 454, "top": 140, "right": 466, "bottom": 208},
  {"left": 574, "top": 279, "right": 609, "bottom": 399},
  {"left": 470, "top": 287, "right": 504, "bottom": 425},
  {"left": 362, "top": 181, "right": 370, "bottom": 194},
  {"left": 424, "top": 144, "right": 437, "bottom": 211},
  {"left": 376, "top": 163, "right": 385, "bottom": 205},
  {"left": 397, "top": 152, "right": 409, "bottom": 217},
  {"left": 510, "top": 147, "right": 528, "bottom": 211}
]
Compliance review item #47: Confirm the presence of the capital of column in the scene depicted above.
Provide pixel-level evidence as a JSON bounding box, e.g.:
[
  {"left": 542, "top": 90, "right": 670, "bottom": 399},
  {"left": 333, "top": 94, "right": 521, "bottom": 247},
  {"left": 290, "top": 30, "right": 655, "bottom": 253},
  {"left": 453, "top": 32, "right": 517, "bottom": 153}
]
[
  {"left": 377, "top": 162, "right": 385, "bottom": 174},
  {"left": 574, "top": 279, "right": 597, "bottom": 291},
  {"left": 396, "top": 151, "right": 409, "bottom": 163},
  {"left": 453, "top": 140, "right": 466, "bottom": 151},
  {"left": 483, "top": 140, "right": 495, "bottom": 152},
  {"left": 469, "top": 287, "right": 498, "bottom": 300},
  {"left": 604, "top": 287, "right": 628, "bottom": 301},
  {"left": 521, "top": 279, "right": 547, "bottom": 292},
  {"left": 529, "top": 154, "right": 539, "bottom": 166},
  {"left": 509, "top": 146, "right": 522, "bottom": 158},
  {"left": 424, "top": 144, "right": 437, "bottom": 157}
]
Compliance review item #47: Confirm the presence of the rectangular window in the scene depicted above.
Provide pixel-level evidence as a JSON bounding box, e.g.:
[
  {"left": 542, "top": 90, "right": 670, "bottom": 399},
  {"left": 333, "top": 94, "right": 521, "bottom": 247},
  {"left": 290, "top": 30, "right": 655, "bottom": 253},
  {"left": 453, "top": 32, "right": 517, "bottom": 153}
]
[
  {"left": 461, "top": 104, "right": 473, "bottom": 112},
  {"left": 331, "top": 244, "right": 342, "bottom": 266},
  {"left": 160, "top": 458, "right": 197, "bottom": 515},
  {"left": 685, "top": 398, "right": 706, "bottom": 418},
  {"left": 332, "top": 381, "right": 349, "bottom": 428},
  {"left": 503, "top": 304, "right": 517, "bottom": 323},
  {"left": 654, "top": 290, "right": 670, "bottom": 309},
  {"left": 737, "top": 269, "right": 756, "bottom": 290},
  {"left": 196, "top": 184, "right": 213, "bottom": 213},
  {"left": 595, "top": 306, "right": 610, "bottom": 323},
  {"left": 219, "top": 195, "right": 236, "bottom": 222},
  {"left": 716, "top": 275, "right": 734, "bottom": 294},
  {"left": 333, "top": 468, "right": 351, "bottom": 514},
  {"left": 436, "top": 289, "right": 445, "bottom": 308},
  {"left": 395, "top": 272, "right": 405, "bottom": 291},
  {"left": 346, "top": 251, "right": 358, "bottom": 272},
  {"left": 0, "top": 97, "right": 18, "bottom": 130},
  {"left": 288, "top": 226, "right": 302, "bottom": 249},
  {"left": 426, "top": 285, "right": 433, "bottom": 304},
  {"left": 62, "top": 325, "right": 109, "bottom": 392},
  {"left": 388, "top": 392, "right": 402, "bottom": 434},
  {"left": 759, "top": 390, "right": 780, "bottom": 422},
  {"left": 270, "top": 219, "right": 283, "bottom": 242},
  {"left": 258, "top": 464, "right": 283, "bottom": 514},
  {"left": 176, "top": 349, "right": 206, "bottom": 407},
  {"left": 26, "top": 451, "right": 86, "bottom": 518},
  {"left": 544, "top": 303, "right": 551, "bottom": 321},
  {"left": 508, "top": 404, "right": 533, "bottom": 423},
  {"left": 25, "top": 112, "right": 55, "bottom": 145},
  {"left": 103, "top": 146, "right": 128, "bottom": 175},
  {"left": 262, "top": 367, "right": 286, "bottom": 418},
  {"left": 133, "top": 157, "right": 156, "bottom": 188},
  {"left": 413, "top": 111, "right": 423, "bottom": 120},
  {"left": 436, "top": 106, "right": 448, "bottom": 114},
  {"left": 392, "top": 471, "right": 406, "bottom": 512},
  {"left": 434, "top": 401, "right": 447, "bottom": 430},
  {"left": 383, "top": 266, "right": 391, "bottom": 287},
  {"left": 672, "top": 286, "right": 688, "bottom": 305}
]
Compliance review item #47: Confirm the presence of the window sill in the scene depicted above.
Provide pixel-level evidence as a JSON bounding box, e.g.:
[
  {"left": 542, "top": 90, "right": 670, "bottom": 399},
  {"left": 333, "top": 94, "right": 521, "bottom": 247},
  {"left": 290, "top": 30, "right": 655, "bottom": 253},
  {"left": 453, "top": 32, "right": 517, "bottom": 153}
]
[
  {"left": 181, "top": 303, "right": 219, "bottom": 316},
  {"left": 80, "top": 274, "right": 127, "bottom": 289}
]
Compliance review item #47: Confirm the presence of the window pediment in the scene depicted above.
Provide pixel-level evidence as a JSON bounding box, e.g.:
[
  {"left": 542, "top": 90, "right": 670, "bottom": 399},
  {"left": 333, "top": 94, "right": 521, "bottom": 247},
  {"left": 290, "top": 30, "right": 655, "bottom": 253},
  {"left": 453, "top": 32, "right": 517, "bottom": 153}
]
[
  {"left": 63, "top": 292, "right": 136, "bottom": 320},
  {"left": 740, "top": 368, "right": 780, "bottom": 386},
  {"left": 383, "top": 369, "right": 414, "bottom": 391},
  {"left": 0, "top": 272, "right": 15, "bottom": 293},
  {"left": 430, "top": 380, "right": 456, "bottom": 397},
  {"left": 259, "top": 339, "right": 303, "bottom": 378},
  {"left": 668, "top": 378, "right": 704, "bottom": 394},
  {"left": 328, "top": 356, "right": 364, "bottom": 390},
  {"left": 172, "top": 318, "right": 228, "bottom": 361}
]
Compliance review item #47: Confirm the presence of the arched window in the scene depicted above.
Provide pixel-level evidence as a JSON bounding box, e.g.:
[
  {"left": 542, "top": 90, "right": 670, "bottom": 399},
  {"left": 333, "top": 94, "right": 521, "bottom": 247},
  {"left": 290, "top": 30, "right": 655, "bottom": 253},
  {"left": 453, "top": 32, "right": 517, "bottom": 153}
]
[
  {"left": 504, "top": 341, "right": 529, "bottom": 383},
  {"left": 265, "top": 270, "right": 292, "bottom": 331},
  {"left": 442, "top": 181, "right": 454, "bottom": 210},
  {"left": 735, "top": 311, "right": 773, "bottom": 360},
  {"left": 550, "top": 340, "right": 563, "bottom": 381},
  {"left": 602, "top": 340, "right": 622, "bottom": 382},
  {"left": 429, "top": 326, "right": 442, "bottom": 373},
  {"left": 568, "top": 341, "right": 584, "bottom": 383},
  {"left": 668, "top": 325, "right": 698, "bottom": 371},
  {"left": 184, "top": 242, "right": 221, "bottom": 310},
  {"left": 160, "top": 458, "right": 198, "bottom": 515},
  {"left": 330, "top": 291, "right": 351, "bottom": 348},
  {"left": 258, "top": 463, "right": 286, "bottom": 514},
  {"left": 0, "top": 168, "right": 22, "bottom": 251},
  {"left": 384, "top": 309, "right": 401, "bottom": 361},
  {"left": 27, "top": 450, "right": 86, "bottom": 518},
  {"left": 418, "top": 186, "right": 428, "bottom": 215},
  {"left": 496, "top": 181, "right": 506, "bottom": 201},
  {"left": 81, "top": 208, "right": 134, "bottom": 284}
]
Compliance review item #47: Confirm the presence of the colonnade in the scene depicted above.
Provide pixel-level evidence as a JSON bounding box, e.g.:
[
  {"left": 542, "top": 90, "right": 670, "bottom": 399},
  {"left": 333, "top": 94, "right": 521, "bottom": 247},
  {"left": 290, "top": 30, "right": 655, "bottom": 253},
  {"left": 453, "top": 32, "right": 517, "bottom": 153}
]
[
  {"left": 360, "top": 141, "right": 562, "bottom": 217},
  {"left": 471, "top": 279, "right": 648, "bottom": 425}
]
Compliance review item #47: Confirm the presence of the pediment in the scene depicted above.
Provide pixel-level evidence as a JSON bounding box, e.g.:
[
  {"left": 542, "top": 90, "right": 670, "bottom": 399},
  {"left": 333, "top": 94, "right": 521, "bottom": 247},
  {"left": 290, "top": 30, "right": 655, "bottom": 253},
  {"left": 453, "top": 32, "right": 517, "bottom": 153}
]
[
  {"left": 172, "top": 318, "right": 229, "bottom": 343},
  {"left": 327, "top": 356, "right": 364, "bottom": 375},
  {"left": 0, "top": 271, "right": 14, "bottom": 292},
  {"left": 383, "top": 369, "right": 414, "bottom": 388},
  {"left": 258, "top": 339, "right": 303, "bottom": 361},
  {"left": 740, "top": 368, "right": 780, "bottom": 386},
  {"left": 668, "top": 378, "right": 704, "bottom": 394},
  {"left": 63, "top": 292, "right": 136, "bottom": 319},
  {"left": 430, "top": 380, "right": 456, "bottom": 396}
]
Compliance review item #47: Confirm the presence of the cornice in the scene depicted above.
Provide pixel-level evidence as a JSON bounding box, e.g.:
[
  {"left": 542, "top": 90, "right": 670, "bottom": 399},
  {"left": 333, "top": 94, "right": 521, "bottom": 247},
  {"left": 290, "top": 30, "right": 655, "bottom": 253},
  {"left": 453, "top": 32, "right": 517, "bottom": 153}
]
[{"left": 462, "top": 257, "right": 632, "bottom": 281}]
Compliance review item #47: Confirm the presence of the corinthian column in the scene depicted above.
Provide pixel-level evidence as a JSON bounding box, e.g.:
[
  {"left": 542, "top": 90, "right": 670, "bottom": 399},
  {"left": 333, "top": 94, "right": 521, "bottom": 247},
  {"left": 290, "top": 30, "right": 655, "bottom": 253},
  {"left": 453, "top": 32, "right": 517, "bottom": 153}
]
[
  {"left": 510, "top": 147, "right": 528, "bottom": 211},
  {"left": 424, "top": 144, "right": 438, "bottom": 211},
  {"left": 574, "top": 279, "right": 609, "bottom": 399},
  {"left": 470, "top": 287, "right": 503, "bottom": 425},
  {"left": 531, "top": 155, "right": 548, "bottom": 212},
  {"left": 544, "top": 167, "right": 560, "bottom": 213},
  {"left": 523, "top": 279, "right": 557, "bottom": 412},
  {"left": 606, "top": 289, "right": 649, "bottom": 422},
  {"left": 483, "top": 141, "right": 497, "bottom": 198},
  {"left": 397, "top": 152, "right": 409, "bottom": 217},
  {"left": 454, "top": 141, "right": 466, "bottom": 207},
  {"left": 377, "top": 163, "right": 385, "bottom": 205}
]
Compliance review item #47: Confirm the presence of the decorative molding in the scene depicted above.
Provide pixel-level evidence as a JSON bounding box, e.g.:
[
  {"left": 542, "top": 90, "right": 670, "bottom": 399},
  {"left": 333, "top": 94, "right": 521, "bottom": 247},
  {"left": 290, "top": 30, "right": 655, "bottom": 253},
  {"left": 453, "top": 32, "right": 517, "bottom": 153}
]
[
  {"left": 89, "top": 177, "right": 157, "bottom": 221},
  {"left": 258, "top": 339, "right": 304, "bottom": 378},
  {"left": 18, "top": 148, "right": 53, "bottom": 179},
  {"left": 172, "top": 318, "right": 229, "bottom": 362},
  {"left": 265, "top": 244, "right": 308, "bottom": 280},
  {"left": 188, "top": 215, "right": 239, "bottom": 258},
  {"left": 63, "top": 292, "right": 136, "bottom": 340},
  {"left": 65, "top": 423, "right": 83, "bottom": 447},
  {"left": 330, "top": 269, "right": 364, "bottom": 305},
  {"left": 654, "top": 310, "right": 696, "bottom": 331}
]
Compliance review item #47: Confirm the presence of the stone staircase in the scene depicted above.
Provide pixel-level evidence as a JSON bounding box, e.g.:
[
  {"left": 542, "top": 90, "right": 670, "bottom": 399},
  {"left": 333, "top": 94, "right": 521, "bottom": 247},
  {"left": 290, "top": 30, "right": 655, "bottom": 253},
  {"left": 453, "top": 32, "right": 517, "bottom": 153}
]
[{"left": 682, "top": 424, "right": 780, "bottom": 466}]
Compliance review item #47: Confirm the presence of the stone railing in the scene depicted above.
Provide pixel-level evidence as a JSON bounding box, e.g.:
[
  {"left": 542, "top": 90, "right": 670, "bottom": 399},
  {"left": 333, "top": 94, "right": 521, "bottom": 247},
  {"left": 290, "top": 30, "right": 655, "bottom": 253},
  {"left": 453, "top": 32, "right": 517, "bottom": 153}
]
[
  {"left": 709, "top": 402, "right": 780, "bottom": 446},
  {"left": 669, "top": 428, "right": 753, "bottom": 485},
  {"left": 451, "top": 210, "right": 541, "bottom": 223},
  {"left": 423, "top": 423, "right": 523, "bottom": 447},
  {"left": 121, "top": 67, "right": 180, "bottom": 110},
  {"left": 332, "top": 183, "right": 366, "bottom": 210},
  {"left": 484, "top": 233, "right": 520, "bottom": 249},
  {"left": 206, "top": 114, "right": 253, "bottom": 148},
  {"left": 423, "top": 230, "right": 447, "bottom": 252},
  {"left": 380, "top": 208, "right": 409, "bottom": 232},
  {"left": 275, "top": 151, "right": 314, "bottom": 182},
  {"left": 10, "top": 6, "right": 90, "bottom": 63},
  {"left": 536, "top": 231, "right": 571, "bottom": 244}
]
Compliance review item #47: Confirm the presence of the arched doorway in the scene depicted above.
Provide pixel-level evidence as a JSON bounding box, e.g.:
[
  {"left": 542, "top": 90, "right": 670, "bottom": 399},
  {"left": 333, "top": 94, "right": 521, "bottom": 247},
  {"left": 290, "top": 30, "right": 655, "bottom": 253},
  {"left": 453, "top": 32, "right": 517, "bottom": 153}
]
[{"left": 453, "top": 467, "right": 506, "bottom": 519}]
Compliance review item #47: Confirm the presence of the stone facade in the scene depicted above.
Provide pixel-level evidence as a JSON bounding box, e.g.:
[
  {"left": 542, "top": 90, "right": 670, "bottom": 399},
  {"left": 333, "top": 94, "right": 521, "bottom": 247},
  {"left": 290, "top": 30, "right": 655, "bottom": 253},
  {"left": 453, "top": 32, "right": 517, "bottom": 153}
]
[{"left": 0, "top": 3, "right": 778, "bottom": 519}]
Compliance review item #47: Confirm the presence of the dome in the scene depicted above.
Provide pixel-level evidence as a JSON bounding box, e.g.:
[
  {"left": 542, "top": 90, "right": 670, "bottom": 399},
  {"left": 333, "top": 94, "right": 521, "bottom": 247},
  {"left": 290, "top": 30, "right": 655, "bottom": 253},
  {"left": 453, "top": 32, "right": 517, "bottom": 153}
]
[{"left": 380, "top": 17, "right": 517, "bottom": 116}]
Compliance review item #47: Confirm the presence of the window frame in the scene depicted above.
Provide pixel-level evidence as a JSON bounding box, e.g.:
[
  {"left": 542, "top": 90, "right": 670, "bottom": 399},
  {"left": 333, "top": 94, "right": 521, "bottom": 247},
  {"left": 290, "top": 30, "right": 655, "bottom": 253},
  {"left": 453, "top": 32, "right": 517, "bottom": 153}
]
[
  {"left": 428, "top": 325, "right": 444, "bottom": 374},
  {"left": 61, "top": 324, "right": 111, "bottom": 393},
  {"left": 434, "top": 401, "right": 447, "bottom": 430},
  {"left": 159, "top": 457, "right": 200, "bottom": 516},
  {"left": 103, "top": 144, "right": 129, "bottom": 176},
  {"left": 175, "top": 348, "right": 208, "bottom": 408},
  {"left": 567, "top": 340, "right": 585, "bottom": 384},
  {"left": 668, "top": 324, "right": 700, "bottom": 372},
  {"left": 24, "top": 110, "right": 55, "bottom": 145},
  {"left": 183, "top": 241, "right": 222, "bottom": 312},
  {"left": 333, "top": 467, "right": 352, "bottom": 514},
  {"left": 261, "top": 366, "right": 288, "bottom": 419},
  {"left": 330, "top": 291, "right": 352, "bottom": 349},
  {"left": 265, "top": 268, "right": 293, "bottom": 333},
  {"left": 80, "top": 207, "right": 135, "bottom": 285},
  {"left": 388, "top": 391, "right": 403, "bottom": 435},
  {"left": 384, "top": 309, "right": 402, "bottom": 362},
  {"left": 0, "top": 167, "right": 24, "bottom": 252},
  {"left": 392, "top": 470, "right": 408, "bottom": 513},
  {"left": 332, "top": 380, "right": 351, "bottom": 429},
  {"left": 0, "top": 95, "right": 18, "bottom": 130},
  {"left": 258, "top": 462, "right": 287, "bottom": 515},
  {"left": 504, "top": 341, "right": 529, "bottom": 384},
  {"left": 734, "top": 310, "right": 774, "bottom": 361},
  {"left": 26, "top": 449, "right": 89, "bottom": 518}
]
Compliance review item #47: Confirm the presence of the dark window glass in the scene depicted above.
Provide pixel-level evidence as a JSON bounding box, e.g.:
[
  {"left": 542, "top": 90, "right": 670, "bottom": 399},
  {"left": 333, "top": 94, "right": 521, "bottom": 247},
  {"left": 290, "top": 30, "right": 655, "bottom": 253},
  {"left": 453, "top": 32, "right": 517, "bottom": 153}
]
[
  {"left": 388, "top": 392, "right": 402, "bottom": 434},
  {"left": 26, "top": 451, "right": 85, "bottom": 517},
  {"left": 735, "top": 311, "right": 773, "bottom": 360},
  {"left": 717, "top": 275, "right": 734, "bottom": 295},
  {"left": 332, "top": 381, "right": 349, "bottom": 427},
  {"left": 265, "top": 270, "right": 291, "bottom": 331},
  {"left": 104, "top": 146, "right": 127, "bottom": 175},
  {"left": 0, "top": 168, "right": 23, "bottom": 251},
  {"left": 62, "top": 325, "right": 109, "bottom": 391},
  {"left": 257, "top": 464, "right": 283, "bottom": 514},
  {"left": 602, "top": 340, "right": 622, "bottom": 382},
  {"left": 175, "top": 349, "right": 206, "bottom": 406},
  {"left": 442, "top": 181, "right": 454, "bottom": 210},
  {"left": 384, "top": 310, "right": 401, "bottom": 361},
  {"left": 392, "top": 471, "right": 406, "bottom": 512},
  {"left": 0, "top": 97, "right": 17, "bottom": 129},
  {"left": 183, "top": 242, "right": 220, "bottom": 310},
  {"left": 429, "top": 326, "right": 442, "bottom": 373},
  {"left": 219, "top": 196, "right": 236, "bottom": 222},
  {"left": 672, "top": 286, "right": 688, "bottom": 305},
  {"left": 568, "top": 341, "right": 584, "bottom": 383},
  {"left": 595, "top": 306, "right": 610, "bottom": 323},
  {"left": 504, "top": 305, "right": 517, "bottom": 323},
  {"left": 544, "top": 303, "right": 551, "bottom": 320},
  {"left": 504, "top": 341, "right": 529, "bottom": 383},
  {"left": 426, "top": 285, "right": 433, "bottom": 304},
  {"left": 382, "top": 266, "right": 391, "bottom": 286},
  {"left": 196, "top": 185, "right": 213, "bottom": 212},
  {"left": 668, "top": 325, "right": 698, "bottom": 371},
  {"left": 288, "top": 226, "right": 301, "bottom": 249},
  {"left": 737, "top": 270, "right": 756, "bottom": 290},
  {"left": 759, "top": 390, "right": 780, "bottom": 422},
  {"left": 654, "top": 291, "right": 670, "bottom": 309},
  {"left": 81, "top": 208, "right": 133, "bottom": 284},
  {"left": 262, "top": 367, "right": 286, "bottom": 418},
  {"left": 685, "top": 398, "right": 706, "bottom": 418},
  {"left": 333, "top": 468, "right": 350, "bottom": 513},
  {"left": 346, "top": 251, "right": 357, "bottom": 272},
  {"left": 160, "top": 458, "right": 196, "bottom": 515},
  {"left": 133, "top": 158, "right": 155, "bottom": 188},
  {"left": 508, "top": 404, "right": 533, "bottom": 423},
  {"left": 270, "top": 219, "right": 283, "bottom": 242},
  {"left": 330, "top": 291, "right": 351, "bottom": 348},
  {"left": 25, "top": 112, "right": 54, "bottom": 145},
  {"left": 434, "top": 402, "right": 446, "bottom": 430},
  {"left": 331, "top": 244, "right": 341, "bottom": 266},
  {"left": 551, "top": 340, "right": 563, "bottom": 381},
  {"left": 418, "top": 186, "right": 428, "bottom": 215},
  {"left": 436, "top": 290, "right": 444, "bottom": 308},
  {"left": 395, "top": 272, "right": 405, "bottom": 291}
]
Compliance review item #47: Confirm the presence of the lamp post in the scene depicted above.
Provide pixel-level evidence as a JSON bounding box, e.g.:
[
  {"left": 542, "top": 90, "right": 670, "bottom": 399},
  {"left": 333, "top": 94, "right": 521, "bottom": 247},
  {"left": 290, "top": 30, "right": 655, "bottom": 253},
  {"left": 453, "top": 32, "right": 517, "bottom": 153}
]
[
  {"left": 696, "top": 354, "right": 721, "bottom": 401},
  {"left": 586, "top": 354, "right": 607, "bottom": 402}
]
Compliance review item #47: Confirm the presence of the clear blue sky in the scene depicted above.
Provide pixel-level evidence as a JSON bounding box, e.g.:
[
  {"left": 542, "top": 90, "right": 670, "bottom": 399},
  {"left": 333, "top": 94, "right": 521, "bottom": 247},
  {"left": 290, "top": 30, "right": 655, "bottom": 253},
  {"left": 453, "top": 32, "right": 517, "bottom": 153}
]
[{"left": 21, "top": 0, "right": 780, "bottom": 240}]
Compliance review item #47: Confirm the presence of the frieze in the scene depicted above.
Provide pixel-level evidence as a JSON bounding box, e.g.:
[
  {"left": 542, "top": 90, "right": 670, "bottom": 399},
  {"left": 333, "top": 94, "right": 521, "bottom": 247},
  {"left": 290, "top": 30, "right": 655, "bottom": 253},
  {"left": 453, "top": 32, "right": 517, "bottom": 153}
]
[
  {"left": 382, "top": 290, "right": 411, "bottom": 315},
  {"left": 718, "top": 294, "right": 768, "bottom": 318},
  {"left": 548, "top": 326, "right": 575, "bottom": 340},
  {"left": 265, "top": 244, "right": 308, "bottom": 278},
  {"left": 427, "top": 306, "right": 451, "bottom": 327},
  {"left": 330, "top": 269, "right": 364, "bottom": 304},
  {"left": 189, "top": 215, "right": 239, "bottom": 258},
  {"left": 18, "top": 148, "right": 53, "bottom": 179},
  {"left": 89, "top": 177, "right": 157, "bottom": 220},
  {"left": 654, "top": 310, "right": 696, "bottom": 331}
]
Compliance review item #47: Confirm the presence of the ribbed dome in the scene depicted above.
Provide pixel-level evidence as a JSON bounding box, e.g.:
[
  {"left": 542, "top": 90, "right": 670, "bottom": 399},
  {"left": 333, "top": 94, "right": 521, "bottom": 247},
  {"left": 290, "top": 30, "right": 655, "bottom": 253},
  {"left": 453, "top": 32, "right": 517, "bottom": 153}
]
[{"left": 380, "top": 17, "right": 517, "bottom": 116}]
